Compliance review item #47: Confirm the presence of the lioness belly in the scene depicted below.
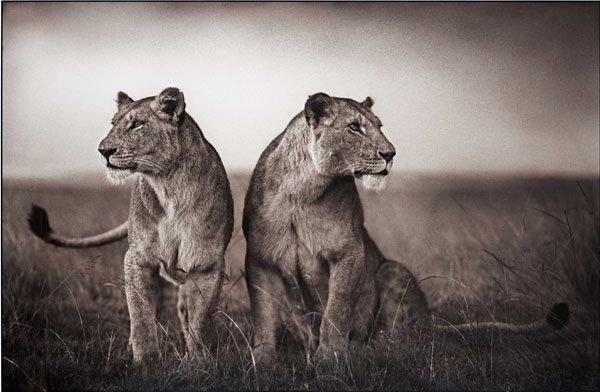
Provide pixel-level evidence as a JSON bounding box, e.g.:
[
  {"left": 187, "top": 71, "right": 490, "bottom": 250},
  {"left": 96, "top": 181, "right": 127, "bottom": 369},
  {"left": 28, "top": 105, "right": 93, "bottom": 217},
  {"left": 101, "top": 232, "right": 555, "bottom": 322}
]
[{"left": 155, "top": 214, "right": 214, "bottom": 282}]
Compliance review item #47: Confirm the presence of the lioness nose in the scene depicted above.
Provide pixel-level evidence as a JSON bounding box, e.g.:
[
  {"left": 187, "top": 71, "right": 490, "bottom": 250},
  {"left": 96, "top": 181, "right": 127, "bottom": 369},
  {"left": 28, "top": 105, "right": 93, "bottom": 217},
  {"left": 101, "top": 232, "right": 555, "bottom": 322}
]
[
  {"left": 98, "top": 148, "right": 117, "bottom": 160},
  {"left": 379, "top": 151, "right": 396, "bottom": 163}
]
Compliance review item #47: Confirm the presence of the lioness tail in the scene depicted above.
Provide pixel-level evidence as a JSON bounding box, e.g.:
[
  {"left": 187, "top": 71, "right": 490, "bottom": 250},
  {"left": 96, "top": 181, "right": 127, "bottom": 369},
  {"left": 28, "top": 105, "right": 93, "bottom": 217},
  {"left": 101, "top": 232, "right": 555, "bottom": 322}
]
[
  {"left": 434, "top": 302, "right": 570, "bottom": 334},
  {"left": 28, "top": 204, "right": 128, "bottom": 248}
]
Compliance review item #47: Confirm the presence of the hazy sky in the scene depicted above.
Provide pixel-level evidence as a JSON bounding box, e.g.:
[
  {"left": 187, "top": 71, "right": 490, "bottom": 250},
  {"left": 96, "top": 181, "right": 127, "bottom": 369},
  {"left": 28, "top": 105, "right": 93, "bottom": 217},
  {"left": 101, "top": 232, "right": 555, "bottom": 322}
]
[{"left": 2, "top": 3, "right": 599, "bottom": 177}]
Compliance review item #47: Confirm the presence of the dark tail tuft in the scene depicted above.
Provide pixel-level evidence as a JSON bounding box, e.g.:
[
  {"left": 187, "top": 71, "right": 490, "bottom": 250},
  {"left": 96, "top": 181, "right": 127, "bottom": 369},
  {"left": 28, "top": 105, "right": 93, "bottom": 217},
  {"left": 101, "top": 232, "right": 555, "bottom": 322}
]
[
  {"left": 28, "top": 204, "right": 53, "bottom": 240},
  {"left": 546, "top": 302, "right": 570, "bottom": 329}
]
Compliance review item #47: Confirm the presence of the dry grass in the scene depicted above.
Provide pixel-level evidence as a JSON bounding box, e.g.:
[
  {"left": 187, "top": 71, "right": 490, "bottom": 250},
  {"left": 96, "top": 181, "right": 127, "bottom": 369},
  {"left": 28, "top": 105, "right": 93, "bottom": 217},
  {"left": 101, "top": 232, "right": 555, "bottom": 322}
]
[{"left": 2, "top": 172, "right": 599, "bottom": 390}]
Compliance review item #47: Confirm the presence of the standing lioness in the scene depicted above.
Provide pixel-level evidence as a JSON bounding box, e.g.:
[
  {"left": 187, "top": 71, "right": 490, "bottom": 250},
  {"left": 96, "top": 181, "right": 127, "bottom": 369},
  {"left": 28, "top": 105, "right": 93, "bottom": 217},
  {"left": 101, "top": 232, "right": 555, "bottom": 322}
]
[
  {"left": 243, "top": 93, "right": 569, "bottom": 364},
  {"left": 29, "top": 88, "right": 234, "bottom": 363}
]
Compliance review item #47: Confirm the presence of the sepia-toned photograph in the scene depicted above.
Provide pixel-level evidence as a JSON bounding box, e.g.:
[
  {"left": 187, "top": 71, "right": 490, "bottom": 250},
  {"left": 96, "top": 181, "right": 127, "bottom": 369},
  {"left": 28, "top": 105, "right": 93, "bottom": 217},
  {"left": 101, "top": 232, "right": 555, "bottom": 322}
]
[{"left": 2, "top": 2, "right": 598, "bottom": 390}]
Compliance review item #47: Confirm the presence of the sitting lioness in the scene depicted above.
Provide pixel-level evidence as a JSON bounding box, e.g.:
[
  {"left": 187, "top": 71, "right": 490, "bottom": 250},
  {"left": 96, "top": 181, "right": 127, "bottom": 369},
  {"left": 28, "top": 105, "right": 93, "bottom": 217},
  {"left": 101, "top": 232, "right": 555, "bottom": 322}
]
[
  {"left": 28, "top": 88, "right": 234, "bottom": 363},
  {"left": 242, "top": 92, "right": 569, "bottom": 364}
]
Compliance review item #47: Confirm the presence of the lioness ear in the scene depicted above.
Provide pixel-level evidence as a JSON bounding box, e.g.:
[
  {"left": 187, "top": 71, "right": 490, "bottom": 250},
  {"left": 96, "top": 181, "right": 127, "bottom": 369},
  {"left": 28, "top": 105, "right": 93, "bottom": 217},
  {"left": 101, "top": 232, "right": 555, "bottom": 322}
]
[
  {"left": 305, "top": 92, "right": 333, "bottom": 130},
  {"left": 361, "top": 96, "right": 374, "bottom": 109},
  {"left": 152, "top": 87, "right": 185, "bottom": 123},
  {"left": 116, "top": 92, "right": 133, "bottom": 110}
]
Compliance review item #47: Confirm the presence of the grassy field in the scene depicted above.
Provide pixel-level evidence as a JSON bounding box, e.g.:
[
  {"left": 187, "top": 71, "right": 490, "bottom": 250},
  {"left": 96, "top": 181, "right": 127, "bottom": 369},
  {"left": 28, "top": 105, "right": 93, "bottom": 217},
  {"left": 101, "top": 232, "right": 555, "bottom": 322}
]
[{"left": 2, "top": 172, "right": 599, "bottom": 390}]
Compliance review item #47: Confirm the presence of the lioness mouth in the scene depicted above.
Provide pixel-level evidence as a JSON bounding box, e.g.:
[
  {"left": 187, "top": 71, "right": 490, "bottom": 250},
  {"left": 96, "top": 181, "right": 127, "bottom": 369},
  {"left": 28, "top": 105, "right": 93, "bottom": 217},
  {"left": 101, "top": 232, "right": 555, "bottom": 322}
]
[
  {"left": 353, "top": 168, "right": 389, "bottom": 178},
  {"left": 106, "top": 163, "right": 130, "bottom": 170}
]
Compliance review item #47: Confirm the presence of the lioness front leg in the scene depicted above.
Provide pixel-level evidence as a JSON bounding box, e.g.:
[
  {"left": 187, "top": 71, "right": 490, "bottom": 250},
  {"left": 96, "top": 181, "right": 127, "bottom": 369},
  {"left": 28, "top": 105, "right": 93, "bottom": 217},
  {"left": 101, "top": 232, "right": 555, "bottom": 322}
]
[
  {"left": 316, "top": 251, "right": 363, "bottom": 362},
  {"left": 246, "top": 258, "right": 285, "bottom": 366},
  {"left": 124, "top": 250, "right": 161, "bottom": 364},
  {"left": 177, "top": 263, "right": 224, "bottom": 359}
]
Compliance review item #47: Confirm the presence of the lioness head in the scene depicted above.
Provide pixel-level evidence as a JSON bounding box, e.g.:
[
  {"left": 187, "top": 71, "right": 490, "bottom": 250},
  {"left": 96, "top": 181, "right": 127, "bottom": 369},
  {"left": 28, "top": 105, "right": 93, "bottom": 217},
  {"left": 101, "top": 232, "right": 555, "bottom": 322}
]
[
  {"left": 98, "top": 87, "right": 187, "bottom": 184},
  {"left": 304, "top": 93, "right": 396, "bottom": 191}
]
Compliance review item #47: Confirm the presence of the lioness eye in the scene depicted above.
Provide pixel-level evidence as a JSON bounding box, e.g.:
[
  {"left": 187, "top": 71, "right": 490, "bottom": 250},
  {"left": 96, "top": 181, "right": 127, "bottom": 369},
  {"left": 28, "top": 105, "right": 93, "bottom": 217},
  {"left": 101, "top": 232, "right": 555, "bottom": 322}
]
[
  {"left": 347, "top": 122, "right": 363, "bottom": 134},
  {"left": 130, "top": 121, "right": 143, "bottom": 130}
]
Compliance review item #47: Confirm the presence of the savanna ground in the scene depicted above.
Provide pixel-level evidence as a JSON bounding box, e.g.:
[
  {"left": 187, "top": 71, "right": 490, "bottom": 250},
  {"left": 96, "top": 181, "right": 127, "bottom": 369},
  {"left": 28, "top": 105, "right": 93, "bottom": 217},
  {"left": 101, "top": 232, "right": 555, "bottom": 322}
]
[{"left": 2, "top": 172, "right": 599, "bottom": 391}]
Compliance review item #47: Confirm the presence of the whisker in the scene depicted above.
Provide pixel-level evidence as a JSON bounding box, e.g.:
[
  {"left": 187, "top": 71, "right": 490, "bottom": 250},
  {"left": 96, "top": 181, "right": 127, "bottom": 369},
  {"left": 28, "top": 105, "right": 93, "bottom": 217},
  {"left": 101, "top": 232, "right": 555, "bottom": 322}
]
[{"left": 134, "top": 157, "right": 162, "bottom": 171}]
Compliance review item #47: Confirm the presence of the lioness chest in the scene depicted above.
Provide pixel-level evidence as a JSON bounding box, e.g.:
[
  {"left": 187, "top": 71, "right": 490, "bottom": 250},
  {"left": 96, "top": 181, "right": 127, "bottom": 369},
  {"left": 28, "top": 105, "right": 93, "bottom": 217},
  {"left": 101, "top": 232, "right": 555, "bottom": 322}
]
[
  {"left": 259, "top": 191, "right": 362, "bottom": 287},
  {"left": 141, "top": 177, "right": 216, "bottom": 277}
]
